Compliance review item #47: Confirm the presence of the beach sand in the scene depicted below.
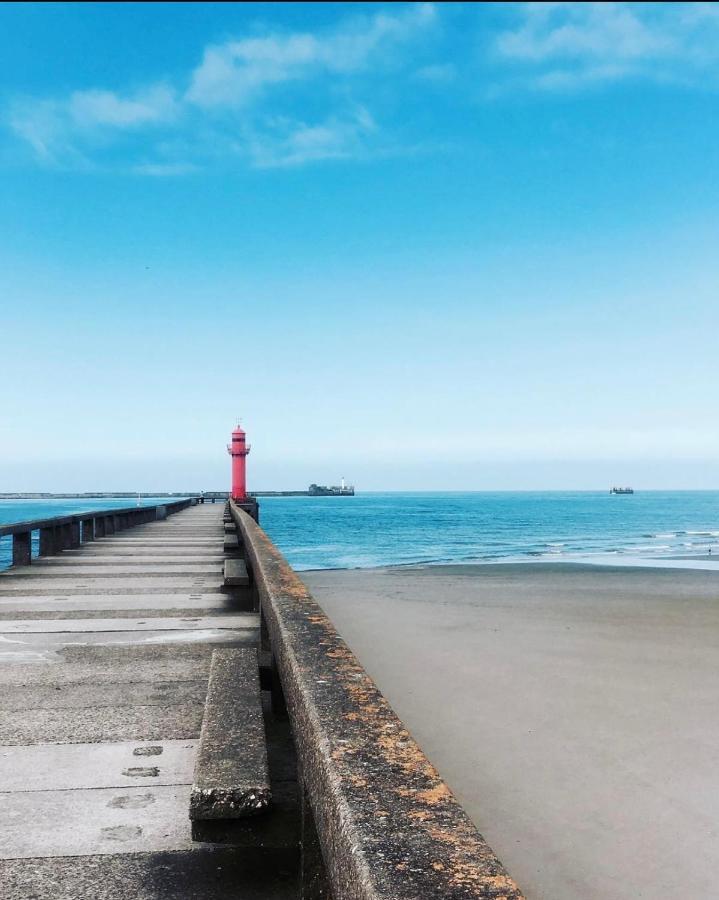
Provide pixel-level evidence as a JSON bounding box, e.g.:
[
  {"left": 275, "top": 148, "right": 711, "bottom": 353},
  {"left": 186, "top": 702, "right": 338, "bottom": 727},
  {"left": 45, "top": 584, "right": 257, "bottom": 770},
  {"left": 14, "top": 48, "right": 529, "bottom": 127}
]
[{"left": 302, "top": 563, "right": 719, "bottom": 900}]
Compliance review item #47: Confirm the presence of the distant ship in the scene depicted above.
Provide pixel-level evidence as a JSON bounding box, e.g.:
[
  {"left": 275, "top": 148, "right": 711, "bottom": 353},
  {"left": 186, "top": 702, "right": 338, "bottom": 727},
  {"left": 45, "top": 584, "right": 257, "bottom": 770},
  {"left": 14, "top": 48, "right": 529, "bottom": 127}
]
[
  {"left": 308, "top": 478, "right": 355, "bottom": 496},
  {"left": 610, "top": 486, "right": 634, "bottom": 494}
]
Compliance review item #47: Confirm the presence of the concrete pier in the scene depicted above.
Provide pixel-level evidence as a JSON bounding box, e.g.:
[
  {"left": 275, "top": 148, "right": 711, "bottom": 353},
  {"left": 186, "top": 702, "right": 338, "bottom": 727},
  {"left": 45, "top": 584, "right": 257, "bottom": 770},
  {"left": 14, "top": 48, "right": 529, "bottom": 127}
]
[{"left": 0, "top": 503, "right": 297, "bottom": 899}]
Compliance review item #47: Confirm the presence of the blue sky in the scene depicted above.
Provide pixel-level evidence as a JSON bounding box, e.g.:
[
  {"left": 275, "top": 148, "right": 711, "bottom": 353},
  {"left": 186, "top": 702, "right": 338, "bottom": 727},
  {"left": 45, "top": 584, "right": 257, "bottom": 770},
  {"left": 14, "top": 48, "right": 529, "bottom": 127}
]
[{"left": 1, "top": 2, "right": 718, "bottom": 491}]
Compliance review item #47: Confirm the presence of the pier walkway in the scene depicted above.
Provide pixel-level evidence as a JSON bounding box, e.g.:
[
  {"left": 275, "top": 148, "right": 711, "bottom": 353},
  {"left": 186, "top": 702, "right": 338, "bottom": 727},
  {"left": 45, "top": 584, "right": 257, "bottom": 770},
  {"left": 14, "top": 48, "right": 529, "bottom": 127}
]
[{"left": 0, "top": 503, "right": 297, "bottom": 899}]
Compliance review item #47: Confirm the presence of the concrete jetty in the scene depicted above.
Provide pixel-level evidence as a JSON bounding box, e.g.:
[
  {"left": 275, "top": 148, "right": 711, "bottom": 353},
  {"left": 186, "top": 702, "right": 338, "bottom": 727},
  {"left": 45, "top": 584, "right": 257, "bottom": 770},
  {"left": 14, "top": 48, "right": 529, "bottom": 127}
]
[{"left": 0, "top": 502, "right": 297, "bottom": 899}]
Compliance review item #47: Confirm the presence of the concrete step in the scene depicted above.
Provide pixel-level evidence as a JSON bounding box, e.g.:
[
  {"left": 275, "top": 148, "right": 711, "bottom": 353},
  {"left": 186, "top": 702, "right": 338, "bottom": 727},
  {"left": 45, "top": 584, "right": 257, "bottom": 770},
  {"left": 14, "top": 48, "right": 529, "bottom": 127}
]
[
  {"left": 190, "top": 648, "right": 270, "bottom": 822},
  {"left": 223, "top": 558, "right": 249, "bottom": 587}
]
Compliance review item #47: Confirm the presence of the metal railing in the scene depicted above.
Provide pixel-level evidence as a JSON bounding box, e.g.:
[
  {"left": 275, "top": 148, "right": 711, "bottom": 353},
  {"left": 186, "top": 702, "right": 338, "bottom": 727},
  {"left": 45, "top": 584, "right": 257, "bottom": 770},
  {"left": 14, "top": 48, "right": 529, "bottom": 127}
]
[
  {"left": 230, "top": 500, "right": 525, "bottom": 900},
  {"left": 0, "top": 498, "right": 197, "bottom": 568}
]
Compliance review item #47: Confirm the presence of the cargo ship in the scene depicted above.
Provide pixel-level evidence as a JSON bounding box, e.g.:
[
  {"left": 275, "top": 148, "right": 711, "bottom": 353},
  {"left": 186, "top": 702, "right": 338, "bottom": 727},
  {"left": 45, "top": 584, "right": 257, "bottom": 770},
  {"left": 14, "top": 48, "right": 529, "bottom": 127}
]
[
  {"left": 610, "top": 486, "right": 634, "bottom": 494},
  {"left": 308, "top": 478, "right": 355, "bottom": 496}
]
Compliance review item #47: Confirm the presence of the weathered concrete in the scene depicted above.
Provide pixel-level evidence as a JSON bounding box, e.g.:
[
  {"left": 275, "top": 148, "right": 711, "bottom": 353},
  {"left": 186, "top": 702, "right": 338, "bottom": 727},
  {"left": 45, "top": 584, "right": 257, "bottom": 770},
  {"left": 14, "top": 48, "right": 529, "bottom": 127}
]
[
  {"left": 0, "top": 680, "right": 207, "bottom": 712},
  {"left": 190, "top": 648, "right": 271, "bottom": 821},
  {"left": 223, "top": 557, "right": 249, "bottom": 587},
  {"left": 0, "top": 740, "right": 196, "bottom": 792},
  {"left": 0, "top": 615, "right": 255, "bottom": 633},
  {"left": 2, "top": 785, "right": 202, "bottom": 858},
  {"left": 0, "top": 848, "right": 298, "bottom": 900}
]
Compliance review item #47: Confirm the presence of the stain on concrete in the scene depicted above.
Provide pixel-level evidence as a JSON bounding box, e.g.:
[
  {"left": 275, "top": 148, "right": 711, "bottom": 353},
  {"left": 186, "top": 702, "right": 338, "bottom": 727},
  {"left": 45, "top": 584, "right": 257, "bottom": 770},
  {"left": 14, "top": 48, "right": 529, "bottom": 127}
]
[
  {"left": 122, "top": 766, "right": 159, "bottom": 778},
  {"left": 107, "top": 792, "right": 155, "bottom": 809},
  {"left": 100, "top": 825, "right": 143, "bottom": 841},
  {"left": 132, "top": 745, "right": 163, "bottom": 757}
]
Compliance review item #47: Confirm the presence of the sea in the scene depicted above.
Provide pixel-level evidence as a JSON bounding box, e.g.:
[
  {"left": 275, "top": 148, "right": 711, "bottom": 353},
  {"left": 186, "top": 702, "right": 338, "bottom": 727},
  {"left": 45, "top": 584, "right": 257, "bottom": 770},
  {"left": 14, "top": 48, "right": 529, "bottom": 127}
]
[{"left": 2, "top": 492, "right": 719, "bottom": 573}]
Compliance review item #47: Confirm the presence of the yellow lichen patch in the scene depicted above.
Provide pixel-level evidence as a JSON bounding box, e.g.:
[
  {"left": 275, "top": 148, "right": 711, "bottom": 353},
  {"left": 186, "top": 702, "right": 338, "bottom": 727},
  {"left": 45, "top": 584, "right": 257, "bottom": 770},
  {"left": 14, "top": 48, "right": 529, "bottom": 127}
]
[
  {"left": 421, "top": 822, "right": 525, "bottom": 896},
  {"left": 408, "top": 810, "right": 432, "bottom": 823},
  {"left": 374, "top": 731, "right": 440, "bottom": 780},
  {"left": 418, "top": 783, "right": 452, "bottom": 806}
]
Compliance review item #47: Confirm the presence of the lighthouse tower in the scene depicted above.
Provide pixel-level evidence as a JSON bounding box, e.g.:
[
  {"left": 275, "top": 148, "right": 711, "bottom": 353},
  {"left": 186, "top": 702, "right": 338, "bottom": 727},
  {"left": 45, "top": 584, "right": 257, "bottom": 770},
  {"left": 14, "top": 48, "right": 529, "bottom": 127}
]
[{"left": 227, "top": 424, "right": 251, "bottom": 500}]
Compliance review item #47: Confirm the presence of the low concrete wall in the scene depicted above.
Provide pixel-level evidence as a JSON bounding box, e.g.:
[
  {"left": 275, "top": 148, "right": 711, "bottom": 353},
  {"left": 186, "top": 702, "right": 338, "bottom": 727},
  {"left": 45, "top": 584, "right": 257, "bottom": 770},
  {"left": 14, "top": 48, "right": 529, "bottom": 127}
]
[
  {"left": 231, "top": 501, "right": 524, "bottom": 900},
  {"left": 0, "top": 498, "right": 196, "bottom": 568}
]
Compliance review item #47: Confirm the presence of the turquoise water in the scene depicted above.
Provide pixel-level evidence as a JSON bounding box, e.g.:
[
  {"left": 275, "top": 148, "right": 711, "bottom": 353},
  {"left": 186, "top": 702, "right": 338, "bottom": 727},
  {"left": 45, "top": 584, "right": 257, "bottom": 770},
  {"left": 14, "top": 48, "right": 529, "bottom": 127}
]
[
  {"left": 0, "top": 498, "right": 185, "bottom": 570},
  {"left": 257, "top": 491, "right": 719, "bottom": 571},
  {"left": 2, "top": 492, "right": 719, "bottom": 573}
]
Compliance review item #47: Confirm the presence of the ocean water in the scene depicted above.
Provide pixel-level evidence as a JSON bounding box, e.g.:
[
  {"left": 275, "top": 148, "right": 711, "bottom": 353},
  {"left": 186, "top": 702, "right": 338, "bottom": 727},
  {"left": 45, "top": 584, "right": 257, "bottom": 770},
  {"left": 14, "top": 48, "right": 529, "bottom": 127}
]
[
  {"left": 0, "top": 498, "right": 185, "bottom": 570},
  {"left": 1, "top": 492, "right": 719, "bottom": 573},
  {"left": 258, "top": 491, "right": 719, "bottom": 571}
]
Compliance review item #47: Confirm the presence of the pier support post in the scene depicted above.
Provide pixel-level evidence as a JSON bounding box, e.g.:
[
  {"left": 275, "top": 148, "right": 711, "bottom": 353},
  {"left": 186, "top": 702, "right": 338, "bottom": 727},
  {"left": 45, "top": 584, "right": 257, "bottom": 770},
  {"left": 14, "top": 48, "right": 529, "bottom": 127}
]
[
  {"left": 60, "top": 523, "right": 73, "bottom": 551},
  {"left": 82, "top": 518, "right": 94, "bottom": 542},
  {"left": 39, "top": 527, "right": 55, "bottom": 557},
  {"left": 12, "top": 531, "right": 32, "bottom": 567},
  {"left": 95, "top": 517, "right": 106, "bottom": 538},
  {"left": 70, "top": 521, "right": 81, "bottom": 548}
]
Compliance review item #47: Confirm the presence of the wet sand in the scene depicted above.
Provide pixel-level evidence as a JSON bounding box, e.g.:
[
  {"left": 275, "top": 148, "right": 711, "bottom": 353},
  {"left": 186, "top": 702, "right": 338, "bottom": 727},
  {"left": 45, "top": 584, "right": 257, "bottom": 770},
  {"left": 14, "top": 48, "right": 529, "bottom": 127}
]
[{"left": 302, "top": 563, "right": 719, "bottom": 900}]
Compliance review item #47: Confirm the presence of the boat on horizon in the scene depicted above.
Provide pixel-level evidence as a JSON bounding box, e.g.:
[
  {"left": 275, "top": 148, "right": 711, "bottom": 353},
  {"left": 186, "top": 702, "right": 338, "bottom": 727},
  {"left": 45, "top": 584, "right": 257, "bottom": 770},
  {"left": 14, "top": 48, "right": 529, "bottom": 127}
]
[{"left": 610, "top": 486, "right": 634, "bottom": 494}]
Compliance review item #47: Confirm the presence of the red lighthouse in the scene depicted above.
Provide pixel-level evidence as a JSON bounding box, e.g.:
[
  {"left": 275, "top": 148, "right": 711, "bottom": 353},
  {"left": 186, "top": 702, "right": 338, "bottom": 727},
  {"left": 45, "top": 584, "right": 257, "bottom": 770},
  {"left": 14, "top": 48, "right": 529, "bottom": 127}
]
[{"left": 228, "top": 424, "right": 250, "bottom": 500}]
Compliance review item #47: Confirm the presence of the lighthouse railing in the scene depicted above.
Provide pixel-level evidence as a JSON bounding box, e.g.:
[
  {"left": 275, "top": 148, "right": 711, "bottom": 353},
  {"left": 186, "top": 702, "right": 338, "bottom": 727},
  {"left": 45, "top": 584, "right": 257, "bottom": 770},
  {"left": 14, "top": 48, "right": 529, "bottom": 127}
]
[
  {"left": 0, "top": 498, "right": 197, "bottom": 568},
  {"left": 230, "top": 500, "right": 524, "bottom": 900}
]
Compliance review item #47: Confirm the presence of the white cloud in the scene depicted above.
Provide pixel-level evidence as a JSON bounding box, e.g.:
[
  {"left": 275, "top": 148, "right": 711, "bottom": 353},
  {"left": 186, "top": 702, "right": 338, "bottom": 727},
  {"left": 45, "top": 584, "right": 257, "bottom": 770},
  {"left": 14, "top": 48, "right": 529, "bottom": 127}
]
[
  {"left": 69, "top": 85, "right": 178, "bottom": 128},
  {"left": 249, "top": 108, "right": 377, "bottom": 168},
  {"left": 186, "top": 3, "right": 436, "bottom": 107},
  {"left": 495, "top": 2, "right": 719, "bottom": 91}
]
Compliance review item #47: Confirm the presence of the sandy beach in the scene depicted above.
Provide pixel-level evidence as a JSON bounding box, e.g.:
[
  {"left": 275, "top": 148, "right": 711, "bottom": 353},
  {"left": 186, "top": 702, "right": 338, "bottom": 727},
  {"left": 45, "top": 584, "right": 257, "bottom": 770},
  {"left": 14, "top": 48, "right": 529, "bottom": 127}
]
[{"left": 302, "top": 563, "right": 719, "bottom": 900}]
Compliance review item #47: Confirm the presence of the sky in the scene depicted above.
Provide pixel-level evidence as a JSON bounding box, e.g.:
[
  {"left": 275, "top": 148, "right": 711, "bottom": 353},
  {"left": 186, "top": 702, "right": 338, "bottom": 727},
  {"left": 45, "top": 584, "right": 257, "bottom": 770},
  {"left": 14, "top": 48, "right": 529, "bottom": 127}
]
[{"left": 1, "top": 1, "right": 718, "bottom": 491}]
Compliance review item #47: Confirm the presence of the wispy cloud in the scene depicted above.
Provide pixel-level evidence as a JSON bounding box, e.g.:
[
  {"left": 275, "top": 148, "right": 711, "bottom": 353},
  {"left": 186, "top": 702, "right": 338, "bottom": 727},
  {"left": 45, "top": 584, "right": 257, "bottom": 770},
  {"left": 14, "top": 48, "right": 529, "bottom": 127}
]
[
  {"left": 5, "top": 4, "right": 437, "bottom": 173},
  {"left": 248, "top": 108, "right": 377, "bottom": 169},
  {"left": 495, "top": 2, "right": 719, "bottom": 92},
  {"left": 70, "top": 85, "right": 178, "bottom": 128},
  {"left": 188, "top": 3, "right": 435, "bottom": 107}
]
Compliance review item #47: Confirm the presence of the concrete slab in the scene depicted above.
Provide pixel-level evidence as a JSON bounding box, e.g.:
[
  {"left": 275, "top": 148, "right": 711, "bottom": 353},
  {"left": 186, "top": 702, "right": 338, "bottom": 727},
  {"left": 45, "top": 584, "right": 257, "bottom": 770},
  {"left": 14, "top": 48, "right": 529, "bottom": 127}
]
[
  {"left": 0, "top": 625, "right": 258, "bottom": 663},
  {"left": 8, "top": 564, "right": 222, "bottom": 576},
  {"left": 0, "top": 785, "right": 197, "bottom": 858},
  {"left": 0, "top": 848, "right": 299, "bottom": 900},
  {"left": 93, "top": 535, "right": 222, "bottom": 552},
  {"left": 60, "top": 641, "right": 251, "bottom": 665},
  {"left": 1, "top": 679, "right": 207, "bottom": 712},
  {"left": 40, "top": 557, "right": 225, "bottom": 566},
  {"left": 0, "top": 739, "right": 197, "bottom": 792},
  {"left": 74, "top": 547, "right": 225, "bottom": 554},
  {"left": 0, "top": 702, "right": 205, "bottom": 745},
  {"left": 0, "top": 594, "right": 235, "bottom": 620},
  {"left": 0, "top": 658, "right": 212, "bottom": 687},
  {"left": 0, "top": 578, "right": 223, "bottom": 596},
  {"left": 0, "top": 615, "right": 258, "bottom": 633}
]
